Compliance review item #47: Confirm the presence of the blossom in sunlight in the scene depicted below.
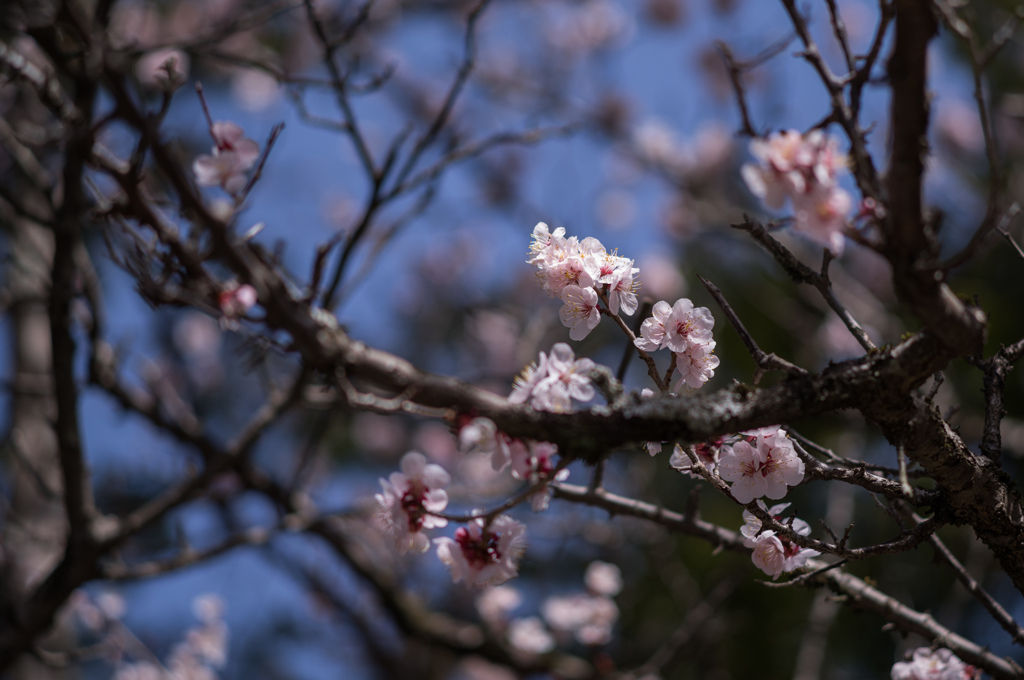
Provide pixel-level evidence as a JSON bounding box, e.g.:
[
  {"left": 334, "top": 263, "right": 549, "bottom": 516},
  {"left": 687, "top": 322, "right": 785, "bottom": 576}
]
[
  {"left": 193, "top": 121, "right": 260, "bottom": 195},
  {"left": 891, "top": 648, "right": 980, "bottom": 680},
  {"left": 376, "top": 452, "right": 450, "bottom": 554},
  {"left": 527, "top": 223, "right": 642, "bottom": 336},
  {"left": 662, "top": 298, "right": 715, "bottom": 353},
  {"left": 634, "top": 298, "right": 714, "bottom": 354},
  {"left": 509, "top": 351, "right": 550, "bottom": 407},
  {"left": 605, "top": 261, "right": 640, "bottom": 316},
  {"left": 559, "top": 285, "right": 602, "bottom": 340},
  {"left": 718, "top": 427, "right": 803, "bottom": 503},
  {"left": 435, "top": 515, "right": 527, "bottom": 587}
]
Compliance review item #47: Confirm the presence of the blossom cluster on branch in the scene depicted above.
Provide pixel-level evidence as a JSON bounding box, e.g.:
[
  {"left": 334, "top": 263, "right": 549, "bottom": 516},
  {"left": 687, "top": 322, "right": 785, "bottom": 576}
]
[{"left": 741, "top": 129, "right": 853, "bottom": 254}]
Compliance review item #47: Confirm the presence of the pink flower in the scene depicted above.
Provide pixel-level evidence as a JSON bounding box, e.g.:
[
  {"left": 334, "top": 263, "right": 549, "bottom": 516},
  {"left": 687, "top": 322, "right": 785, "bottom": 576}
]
[
  {"left": 673, "top": 342, "right": 719, "bottom": 391},
  {"left": 718, "top": 427, "right": 803, "bottom": 503},
  {"left": 507, "top": 616, "right": 555, "bottom": 654},
  {"left": 662, "top": 298, "right": 715, "bottom": 353},
  {"left": 605, "top": 261, "right": 640, "bottom": 316},
  {"left": 193, "top": 121, "right": 260, "bottom": 195},
  {"left": 741, "top": 129, "right": 852, "bottom": 254},
  {"left": 740, "top": 501, "right": 805, "bottom": 544},
  {"left": 669, "top": 439, "right": 721, "bottom": 478},
  {"left": 746, "top": 516, "right": 818, "bottom": 579},
  {"left": 435, "top": 515, "right": 527, "bottom": 587},
  {"left": 717, "top": 440, "right": 765, "bottom": 503},
  {"left": 509, "top": 352, "right": 550, "bottom": 407},
  {"left": 510, "top": 441, "right": 568, "bottom": 511},
  {"left": 891, "top": 648, "right": 979, "bottom": 680},
  {"left": 741, "top": 129, "right": 811, "bottom": 209},
  {"left": 219, "top": 282, "right": 257, "bottom": 327},
  {"left": 542, "top": 593, "right": 618, "bottom": 646},
  {"left": 538, "top": 343, "right": 596, "bottom": 409},
  {"left": 376, "top": 452, "right": 450, "bottom": 554},
  {"left": 457, "top": 416, "right": 512, "bottom": 472},
  {"left": 792, "top": 184, "right": 852, "bottom": 254},
  {"left": 634, "top": 298, "right": 714, "bottom": 353},
  {"left": 559, "top": 285, "right": 601, "bottom": 340},
  {"left": 634, "top": 300, "right": 672, "bottom": 351},
  {"left": 513, "top": 343, "right": 596, "bottom": 413},
  {"left": 476, "top": 585, "right": 522, "bottom": 626},
  {"left": 584, "top": 561, "right": 622, "bottom": 597}
]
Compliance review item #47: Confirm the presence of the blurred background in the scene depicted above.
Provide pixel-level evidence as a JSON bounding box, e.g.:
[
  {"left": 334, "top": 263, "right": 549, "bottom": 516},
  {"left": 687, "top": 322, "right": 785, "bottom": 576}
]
[{"left": 2, "top": 0, "right": 1024, "bottom": 678}]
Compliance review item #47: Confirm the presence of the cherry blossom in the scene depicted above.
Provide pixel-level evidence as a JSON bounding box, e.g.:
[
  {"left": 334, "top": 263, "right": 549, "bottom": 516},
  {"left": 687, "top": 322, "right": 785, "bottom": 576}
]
[
  {"left": 507, "top": 617, "right": 555, "bottom": 654},
  {"left": 891, "top": 648, "right": 980, "bottom": 680},
  {"left": 559, "top": 285, "right": 601, "bottom": 340},
  {"left": 740, "top": 501, "right": 808, "bottom": 544},
  {"left": 792, "top": 183, "right": 853, "bottom": 254},
  {"left": 584, "top": 561, "right": 622, "bottom": 597},
  {"left": 376, "top": 452, "right": 450, "bottom": 554},
  {"left": 218, "top": 281, "right": 257, "bottom": 322},
  {"left": 634, "top": 298, "right": 714, "bottom": 354},
  {"left": 741, "top": 501, "right": 819, "bottom": 579},
  {"left": 717, "top": 427, "right": 803, "bottom": 503},
  {"left": 510, "top": 441, "right": 568, "bottom": 511},
  {"left": 741, "top": 129, "right": 811, "bottom": 208},
  {"left": 741, "top": 129, "right": 852, "bottom": 254},
  {"left": 509, "top": 351, "right": 550, "bottom": 407},
  {"left": 435, "top": 515, "right": 527, "bottom": 587},
  {"left": 662, "top": 298, "right": 715, "bottom": 353},
  {"left": 511, "top": 343, "right": 596, "bottom": 413},
  {"left": 542, "top": 593, "right": 619, "bottom": 646},
  {"left": 669, "top": 439, "right": 721, "bottom": 478},
  {"left": 458, "top": 416, "right": 513, "bottom": 472},
  {"left": 476, "top": 585, "right": 522, "bottom": 627},
  {"left": 193, "top": 121, "right": 260, "bottom": 195},
  {"left": 606, "top": 262, "right": 640, "bottom": 316},
  {"left": 673, "top": 341, "right": 719, "bottom": 391}
]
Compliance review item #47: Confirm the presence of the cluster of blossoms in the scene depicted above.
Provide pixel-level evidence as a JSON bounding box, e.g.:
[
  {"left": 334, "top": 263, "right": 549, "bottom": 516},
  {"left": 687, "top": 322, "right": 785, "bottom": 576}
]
[
  {"left": 891, "top": 648, "right": 980, "bottom": 680},
  {"left": 375, "top": 452, "right": 530, "bottom": 585},
  {"left": 740, "top": 502, "right": 819, "bottom": 579},
  {"left": 541, "top": 560, "right": 622, "bottom": 646},
  {"left": 73, "top": 592, "right": 228, "bottom": 680},
  {"left": 529, "top": 223, "right": 640, "bottom": 340},
  {"left": 474, "top": 561, "right": 623, "bottom": 655},
  {"left": 741, "top": 129, "right": 852, "bottom": 254},
  {"left": 658, "top": 427, "right": 809, "bottom": 580},
  {"left": 634, "top": 298, "right": 719, "bottom": 391},
  {"left": 193, "top": 121, "right": 260, "bottom": 195},
  {"left": 717, "top": 426, "right": 804, "bottom": 504}
]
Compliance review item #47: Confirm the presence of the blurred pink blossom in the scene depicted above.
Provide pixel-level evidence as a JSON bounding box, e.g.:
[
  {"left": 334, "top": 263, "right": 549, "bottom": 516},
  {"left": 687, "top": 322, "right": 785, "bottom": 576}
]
[{"left": 435, "top": 515, "right": 527, "bottom": 587}]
